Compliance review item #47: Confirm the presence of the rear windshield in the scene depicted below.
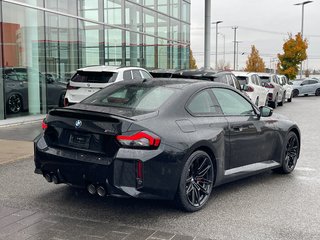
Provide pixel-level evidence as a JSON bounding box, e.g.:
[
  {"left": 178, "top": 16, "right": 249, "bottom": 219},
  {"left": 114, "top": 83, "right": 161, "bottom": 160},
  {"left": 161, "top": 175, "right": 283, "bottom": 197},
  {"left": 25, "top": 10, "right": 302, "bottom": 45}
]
[
  {"left": 236, "top": 76, "right": 248, "bottom": 85},
  {"left": 82, "top": 84, "right": 176, "bottom": 112},
  {"left": 71, "top": 71, "right": 118, "bottom": 83},
  {"left": 260, "top": 76, "right": 271, "bottom": 83}
]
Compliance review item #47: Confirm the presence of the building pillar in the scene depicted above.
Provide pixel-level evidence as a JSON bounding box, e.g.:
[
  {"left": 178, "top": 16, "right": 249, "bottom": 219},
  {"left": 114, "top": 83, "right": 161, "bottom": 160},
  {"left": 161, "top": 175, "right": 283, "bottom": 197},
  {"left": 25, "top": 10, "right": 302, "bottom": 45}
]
[{"left": 25, "top": 4, "right": 41, "bottom": 115}]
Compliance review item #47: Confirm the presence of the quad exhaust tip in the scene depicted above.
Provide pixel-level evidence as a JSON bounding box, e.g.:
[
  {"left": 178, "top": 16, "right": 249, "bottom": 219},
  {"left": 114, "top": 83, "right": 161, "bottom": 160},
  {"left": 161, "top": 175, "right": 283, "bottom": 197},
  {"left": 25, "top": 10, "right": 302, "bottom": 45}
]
[
  {"left": 52, "top": 174, "right": 59, "bottom": 184},
  {"left": 87, "top": 184, "right": 96, "bottom": 195},
  {"left": 44, "top": 174, "right": 52, "bottom": 183},
  {"left": 97, "top": 186, "right": 106, "bottom": 197}
]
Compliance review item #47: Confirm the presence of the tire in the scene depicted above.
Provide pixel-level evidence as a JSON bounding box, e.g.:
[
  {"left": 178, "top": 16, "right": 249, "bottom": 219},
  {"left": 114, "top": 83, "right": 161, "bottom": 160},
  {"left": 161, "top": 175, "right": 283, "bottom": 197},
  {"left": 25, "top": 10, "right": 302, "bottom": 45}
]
[
  {"left": 272, "top": 132, "right": 299, "bottom": 174},
  {"left": 59, "top": 93, "right": 65, "bottom": 107},
  {"left": 292, "top": 89, "right": 299, "bottom": 98},
  {"left": 288, "top": 92, "right": 293, "bottom": 102},
  {"left": 7, "top": 94, "right": 23, "bottom": 114},
  {"left": 270, "top": 94, "right": 278, "bottom": 109},
  {"left": 278, "top": 93, "right": 285, "bottom": 106},
  {"left": 175, "top": 150, "right": 214, "bottom": 212},
  {"left": 315, "top": 88, "right": 320, "bottom": 96}
]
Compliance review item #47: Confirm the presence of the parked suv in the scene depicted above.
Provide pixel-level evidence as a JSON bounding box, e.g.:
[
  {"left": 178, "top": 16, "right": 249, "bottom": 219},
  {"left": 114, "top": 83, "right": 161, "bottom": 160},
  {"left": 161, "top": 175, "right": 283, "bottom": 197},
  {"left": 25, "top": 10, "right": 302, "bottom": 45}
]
[
  {"left": 171, "top": 69, "right": 241, "bottom": 91},
  {"left": 233, "top": 72, "right": 268, "bottom": 107},
  {"left": 64, "top": 66, "right": 153, "bottom": 106},
  {"left": 257, "top": 73, "right": 285, "bottom": 108},
  {"left": 278, "top": 75, "right": 293, "bottom": 102}
]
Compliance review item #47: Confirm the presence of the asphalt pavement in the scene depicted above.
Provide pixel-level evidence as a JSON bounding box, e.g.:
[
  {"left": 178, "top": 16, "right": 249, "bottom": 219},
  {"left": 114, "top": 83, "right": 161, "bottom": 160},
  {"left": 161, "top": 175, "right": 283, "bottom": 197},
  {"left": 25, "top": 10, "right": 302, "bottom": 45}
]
[{"left": 0, "top": 96, "right": 320, "bottom": 240}]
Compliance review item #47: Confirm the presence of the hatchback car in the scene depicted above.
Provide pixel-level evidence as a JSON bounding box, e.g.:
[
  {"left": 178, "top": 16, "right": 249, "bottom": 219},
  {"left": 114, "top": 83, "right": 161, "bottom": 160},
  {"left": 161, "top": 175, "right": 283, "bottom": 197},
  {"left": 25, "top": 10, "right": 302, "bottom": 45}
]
[
  {"left": 35, "top": 79, "right": 300, "bottom": 212},
  {"left": 257, "top": 73, "right": 285, "bottom": 108},
  {"left": 233, "top": 71, "right": 268, "bottom": 107},
  {"left": 292, "top": 78, "right": 320, "bottom": 97},
  {"left": 64, "top": 66, "right": 152, "bottom": 106}
]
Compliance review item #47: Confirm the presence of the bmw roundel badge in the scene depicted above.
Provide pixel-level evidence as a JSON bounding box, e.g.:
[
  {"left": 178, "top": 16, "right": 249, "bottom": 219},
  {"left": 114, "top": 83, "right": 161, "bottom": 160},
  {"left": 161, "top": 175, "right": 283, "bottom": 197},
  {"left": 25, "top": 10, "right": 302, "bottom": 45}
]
[{"left": 75, "top": 120, "right": 82, "bottom": 129}]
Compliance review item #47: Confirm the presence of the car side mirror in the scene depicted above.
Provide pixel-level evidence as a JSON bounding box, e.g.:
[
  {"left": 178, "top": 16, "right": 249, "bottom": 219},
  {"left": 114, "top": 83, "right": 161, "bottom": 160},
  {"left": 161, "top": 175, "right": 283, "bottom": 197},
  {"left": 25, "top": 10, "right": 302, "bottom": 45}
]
[
  {"left": 300, "top": 83, "right": 304, "bottom": 86},
  {"left": 259, "top": 106, "right": 273, "bottom": 117}
]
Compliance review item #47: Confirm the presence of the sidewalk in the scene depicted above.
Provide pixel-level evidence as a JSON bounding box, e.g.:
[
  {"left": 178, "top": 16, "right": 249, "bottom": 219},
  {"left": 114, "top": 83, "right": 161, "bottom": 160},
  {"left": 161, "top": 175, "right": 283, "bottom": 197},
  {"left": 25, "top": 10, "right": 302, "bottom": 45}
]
[
  {"left": 0, "top": 140, "right": 33, "bottom": 165},
  {"left": 0, "top": 206, "right": 205, "bottom": 240}
]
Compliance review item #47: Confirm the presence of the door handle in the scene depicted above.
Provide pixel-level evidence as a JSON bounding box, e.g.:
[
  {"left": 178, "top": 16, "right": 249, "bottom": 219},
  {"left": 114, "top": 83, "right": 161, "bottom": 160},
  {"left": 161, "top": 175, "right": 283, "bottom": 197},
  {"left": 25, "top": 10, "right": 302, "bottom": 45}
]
[{"left": 231, "top": 125, "right": 243, "bottom": 132}]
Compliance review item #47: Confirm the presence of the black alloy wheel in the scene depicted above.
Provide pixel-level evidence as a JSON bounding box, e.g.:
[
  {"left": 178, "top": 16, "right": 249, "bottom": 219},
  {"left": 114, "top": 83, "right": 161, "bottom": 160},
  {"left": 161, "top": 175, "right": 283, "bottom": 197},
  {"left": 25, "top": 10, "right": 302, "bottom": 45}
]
[
  {"left": 315, "top": 88, "right": 320, "bottom": 96},
  {"left": 273, "top": 132, "right": 299, "bottom": 174},
  {"left": 176, "top": 151, "right": 214, "bottom": 212},
  {"left": 7, "top": 94, "right": 22, "bottom": 114},
  {"left": 292, "top": 89, "right": 299, "bottom": 98}
]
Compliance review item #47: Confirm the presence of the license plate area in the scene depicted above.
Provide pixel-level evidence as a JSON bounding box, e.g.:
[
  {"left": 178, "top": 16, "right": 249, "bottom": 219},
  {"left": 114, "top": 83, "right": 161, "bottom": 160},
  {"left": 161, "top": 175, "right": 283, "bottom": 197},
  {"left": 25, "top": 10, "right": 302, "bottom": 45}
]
[{"left": 69, "top": 133, "right": 90, "bottom": 149}]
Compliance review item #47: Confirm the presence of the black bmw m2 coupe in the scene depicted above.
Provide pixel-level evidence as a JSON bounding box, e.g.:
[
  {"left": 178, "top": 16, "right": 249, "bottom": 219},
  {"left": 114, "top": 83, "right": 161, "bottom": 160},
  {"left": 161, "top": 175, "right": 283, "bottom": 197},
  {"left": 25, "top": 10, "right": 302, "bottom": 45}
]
[{"left": 34, "top": 79, "right": 300, "bottom": 211}]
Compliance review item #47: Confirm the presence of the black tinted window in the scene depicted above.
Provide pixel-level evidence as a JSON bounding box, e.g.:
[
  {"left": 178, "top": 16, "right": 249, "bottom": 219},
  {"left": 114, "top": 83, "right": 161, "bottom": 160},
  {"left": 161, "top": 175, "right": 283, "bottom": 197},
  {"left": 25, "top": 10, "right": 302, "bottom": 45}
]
[
  {"left": 308, "top": 80, "right": 318, "bottom": 84},
  {"left": 187, "top": 89, "right": 221, "bottom": 115},
  {"left": 71, "top": 71, "right": 117, "bottom": 83}
]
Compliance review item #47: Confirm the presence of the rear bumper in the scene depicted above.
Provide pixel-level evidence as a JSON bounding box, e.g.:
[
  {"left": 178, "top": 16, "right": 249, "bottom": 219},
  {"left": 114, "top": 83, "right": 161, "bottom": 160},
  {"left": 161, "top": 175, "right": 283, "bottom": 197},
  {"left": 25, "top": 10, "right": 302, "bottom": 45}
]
[{"left": 34, "top": 135, "right": 182, "bottom": 200}]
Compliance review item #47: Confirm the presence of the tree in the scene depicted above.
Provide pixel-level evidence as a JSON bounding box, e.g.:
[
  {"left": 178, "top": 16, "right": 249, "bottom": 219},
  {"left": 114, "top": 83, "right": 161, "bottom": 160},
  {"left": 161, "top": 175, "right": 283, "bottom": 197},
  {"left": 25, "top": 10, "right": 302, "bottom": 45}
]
[
  {"left": 277, "top": 33, "right": 308, "bottom": 80},
  {"left": 244, "top": 45, "right": 266, "bottom": 72},
  {"left": 189, "top": 49, "right": 198, "bottom": 69},
  {"left": 305, "top": 69, "right": 310, "bottom": 77}
]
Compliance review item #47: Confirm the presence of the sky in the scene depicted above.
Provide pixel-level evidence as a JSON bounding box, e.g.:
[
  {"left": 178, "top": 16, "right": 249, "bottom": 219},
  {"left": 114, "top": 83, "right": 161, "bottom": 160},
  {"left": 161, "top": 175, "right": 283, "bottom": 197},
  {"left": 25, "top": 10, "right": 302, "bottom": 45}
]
[{"left": 190, "top": 0, "right": 320, "bottom": 71}]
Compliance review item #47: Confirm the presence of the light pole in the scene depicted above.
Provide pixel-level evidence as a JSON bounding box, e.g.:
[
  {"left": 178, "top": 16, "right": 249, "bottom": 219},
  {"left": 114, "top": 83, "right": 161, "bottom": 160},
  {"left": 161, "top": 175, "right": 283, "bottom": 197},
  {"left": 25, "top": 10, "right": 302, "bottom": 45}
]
[
  {"left": 235, "top": 41, "right": 242, "bottom": 70},
  {"left": 294, "top": 1, "right": 313, "bottom": 78},
  {"left": 212, "top": 21, "right": 223, "bottom": 70},
  {"left": 218, "top": 33, "right": 226, "bottom": 68},
  {"left": 204, "top": 0, "right": 212, "bottom": 69},
  {"left": 232, "top": 26, "right": 238, "bottom": 70}
]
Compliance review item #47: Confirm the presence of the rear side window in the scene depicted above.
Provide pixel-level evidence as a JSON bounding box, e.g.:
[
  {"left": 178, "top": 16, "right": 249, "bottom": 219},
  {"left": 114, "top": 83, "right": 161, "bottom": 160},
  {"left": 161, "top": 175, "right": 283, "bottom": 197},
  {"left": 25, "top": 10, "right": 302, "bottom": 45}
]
[
  {"left": 123, "top": 70, "right": 132, "bottom": 80},
  {"left": 132, "top": 70, "right": 142, "bottom": 80},
  {"left": 71, "top": 71, "right": 117, "bottom": 83},
  {"left": 140, "top": 70, "right": 152, "bottom": 79},
  {"left": 187, "top": 89, "right": 221, "bottom": 115}
]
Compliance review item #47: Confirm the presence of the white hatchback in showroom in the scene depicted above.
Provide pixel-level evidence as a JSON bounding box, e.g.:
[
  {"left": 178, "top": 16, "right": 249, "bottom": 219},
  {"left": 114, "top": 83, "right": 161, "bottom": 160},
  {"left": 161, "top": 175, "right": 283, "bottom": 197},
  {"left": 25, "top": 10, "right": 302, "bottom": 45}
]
[
  {"left": 233, "top": 71, "right": 268, "bottom": 107},
  {"left": 64, "top": 66, "right": 153, "bottom": 106}
]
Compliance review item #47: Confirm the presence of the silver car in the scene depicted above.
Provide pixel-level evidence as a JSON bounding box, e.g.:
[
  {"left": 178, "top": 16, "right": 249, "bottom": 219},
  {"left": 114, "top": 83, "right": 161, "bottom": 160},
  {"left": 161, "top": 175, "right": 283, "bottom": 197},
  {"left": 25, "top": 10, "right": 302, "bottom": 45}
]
[{"left": 292, "top": 79, "right": 320, "bottom": 97}]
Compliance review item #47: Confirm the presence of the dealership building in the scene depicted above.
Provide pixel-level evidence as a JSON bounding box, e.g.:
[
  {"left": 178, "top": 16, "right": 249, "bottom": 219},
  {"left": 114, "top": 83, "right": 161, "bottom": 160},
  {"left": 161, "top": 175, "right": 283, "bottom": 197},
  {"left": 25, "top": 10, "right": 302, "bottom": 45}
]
[{"left": 0, "top": 0, "right": 190, "bottom": 120}]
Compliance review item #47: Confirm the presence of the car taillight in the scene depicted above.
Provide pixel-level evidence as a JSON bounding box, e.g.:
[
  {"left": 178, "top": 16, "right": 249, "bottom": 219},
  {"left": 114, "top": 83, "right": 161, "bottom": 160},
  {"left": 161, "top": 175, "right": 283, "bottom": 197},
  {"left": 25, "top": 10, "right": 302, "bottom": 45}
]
[
  {"left": 64, "top": 98, "right": 69, "bottom": 107},
  {"left": 67, "top": 83, "right": 79, "bottom": 90},
  {"left": 116, "top": 131, "right": 161, "bottom": 149},
  {"left": 42, "top": 116, "right": 48, "bottom": 130},
  {"left": 246, "top": 86, "right": 254, "bottom": 92},
  {"left": 264, "top": 83, "right": 274, "bottom": 88}
]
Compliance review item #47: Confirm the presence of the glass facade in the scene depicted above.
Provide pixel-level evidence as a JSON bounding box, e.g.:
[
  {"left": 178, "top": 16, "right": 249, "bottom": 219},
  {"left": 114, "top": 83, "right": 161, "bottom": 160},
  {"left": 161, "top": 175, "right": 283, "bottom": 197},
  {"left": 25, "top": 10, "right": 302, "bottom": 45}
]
[{"left": 0, "top": 0, "right": 190, "bottom": 119}]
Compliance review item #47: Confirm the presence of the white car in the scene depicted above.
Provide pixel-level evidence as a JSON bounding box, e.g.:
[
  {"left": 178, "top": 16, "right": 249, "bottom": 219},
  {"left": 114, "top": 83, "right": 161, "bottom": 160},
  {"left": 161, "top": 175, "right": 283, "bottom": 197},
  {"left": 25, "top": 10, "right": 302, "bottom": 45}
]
[
  {"left": 257, "top": 73, "right": 285, "bottom": 109},
  {"left": 233, "top": 72, "right": 268, "bottom": 107},
  {"left": 278, "top": 75, "right": 293, "bottom": 102},
  {"left": 64, "top": 66, "right": 152, "bottom": 106}
]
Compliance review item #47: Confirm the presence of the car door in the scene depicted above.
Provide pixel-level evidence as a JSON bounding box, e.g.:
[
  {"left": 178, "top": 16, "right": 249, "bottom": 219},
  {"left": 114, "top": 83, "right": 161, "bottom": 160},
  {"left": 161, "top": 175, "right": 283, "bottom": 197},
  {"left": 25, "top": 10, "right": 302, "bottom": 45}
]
[
  {"left": 299, "top": 80, "right": 310, "bottom": 94},
  {"left": 211, "top": 87, "right": 277, "bottom": 169}
]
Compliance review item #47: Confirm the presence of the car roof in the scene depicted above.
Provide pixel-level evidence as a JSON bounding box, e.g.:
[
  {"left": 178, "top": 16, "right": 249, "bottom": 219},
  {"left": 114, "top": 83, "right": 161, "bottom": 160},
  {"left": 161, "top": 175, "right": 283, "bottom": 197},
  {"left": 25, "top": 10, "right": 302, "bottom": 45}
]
[
  {"left": 115, "top": 78, "right": 229, "bottom": 90},
  {"left": 232, "top": 71, "right": 251, "bottom": 77},
  {"left": 76, "top": 65, "right": 147, "bottom": 73}
]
